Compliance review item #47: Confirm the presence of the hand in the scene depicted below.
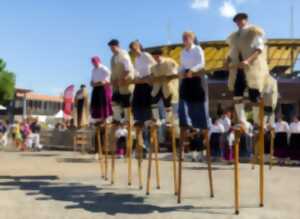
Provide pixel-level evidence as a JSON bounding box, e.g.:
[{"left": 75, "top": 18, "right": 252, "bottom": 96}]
[
  {"left": 185, "top": 70, "right": 193, "bottom": 78},
  {"left": 223, "top": 60, "right": 229, "bottom": 70},
  {"left": 239, "top": 60, "right": 250, "bottom": 69}
]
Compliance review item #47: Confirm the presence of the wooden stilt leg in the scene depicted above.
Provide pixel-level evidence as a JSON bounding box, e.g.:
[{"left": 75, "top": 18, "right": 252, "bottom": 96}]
[
  {"left": 171, "top": 125, "right": 178, "bottom": 196},
  {"left": 153, "top": 126, "right": 161, "bottom": 190},
  {"left": 136, "top": 126, "right": 143, "bottom": 190},
  {"left": 259, "top": 100, "right": 265, "bottom": 207},
  {"left": 111, "top": 124, "right": 116, "bottom": 185},
  {"left": 177, "top": 128, "right": 186, "bottom": 204},
  {"left": 251, "top": 142, "right": 258, "bottom": 170},
  {"left": 96, "top": 126, "right": 104, "bottom": 179},
  {"left": 126, "top": 108, "right": 133, "bottom": 186},
  {"left": 204, "top": 129, "right": 214, "bottom": 198},
  {"left": 234, "top": 130, "right": 241, "bottom": 215},
  {"left": 269, "top": 128, "right": 275, "bottom": 170},
  {"left": 146, "top": 126, "right": 154, "bottom": 195},
  {"left": 103, "top": 124, "right": 109, "bottom": 181}
]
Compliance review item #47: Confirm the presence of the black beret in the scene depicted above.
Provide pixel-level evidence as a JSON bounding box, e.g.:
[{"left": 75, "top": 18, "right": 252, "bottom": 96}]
[
  {"left": 151, "top": 49, "right": 163, "bottom": 55},
  {"left": 108, "top": 39, "right": 119, "bottom": 46},
  {"left": 233, "top": 13, "right": 248, "bottom": 22}
]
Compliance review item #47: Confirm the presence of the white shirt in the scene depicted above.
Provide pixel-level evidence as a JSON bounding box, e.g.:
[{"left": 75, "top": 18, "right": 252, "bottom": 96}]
[
  {"left": 180, "top": 44, "right": 205, "bottom": 73},
  {"left": 289, "top": 121, "right": 300, "bottom": 134},
  {"left": 115, "top": 127, "right": 128, "bottom": 138},
  {"left": 210, "top": 122, "right": 225, "bottom": 134},
  {"left": 114, "top": 49, "right": 134, "bottom": 72},
  {"left": 91, "top": 64, "right": 111, "bottom": 83},
  {"left": 220, "top": 116, "right": 231, "bottom": 132},
  {"left": 274, "top": 121, "right": 289, "bottom": 133},
  {"left": 134, "top": 52, "right": 156, "bottom": 78}
]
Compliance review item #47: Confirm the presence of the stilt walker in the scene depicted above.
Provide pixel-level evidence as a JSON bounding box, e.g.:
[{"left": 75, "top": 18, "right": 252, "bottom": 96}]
[
  {"left": 177, "top": 31, "right": 212, "bottom": 203},
  {"left": 226, "top": 12, "right": 273, "bottom": 213},
  {"left": 129, "top": 40, "right": 156, "bottom": 190},
  {"left": 74, "top": 85, "right": 89, "bottom": 129},
  {"left": 146, "top": 49, "right": 179, "bottom": 195},
  {"left": 89, "top": 56, "right": 113, "bottom": 180},
  {"left": 108, "top": 39, "right": 135, "bottom": 186}
]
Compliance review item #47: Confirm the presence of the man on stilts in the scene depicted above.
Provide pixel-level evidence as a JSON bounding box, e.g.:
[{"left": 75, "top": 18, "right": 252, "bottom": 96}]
[
  {"left": 108, "top": 39, "right": 135, "bottom": 186},
  {"left": 146, "top": 49, "right": 179, "bottom": 195},
  {"left": 226, "top": 12, "right": 272, "bottom": 214},
  {"left": 177, "top": 31, "right": 213, "bottom": 203}
]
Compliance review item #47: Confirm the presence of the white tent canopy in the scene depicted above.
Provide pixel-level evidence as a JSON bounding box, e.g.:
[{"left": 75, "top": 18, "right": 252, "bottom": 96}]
[
  {"left": 53, "top": 110, "right": 64, "bottom": 118},
  {"left": 0, "top": 105, "right": 7, "bottom": 110}
]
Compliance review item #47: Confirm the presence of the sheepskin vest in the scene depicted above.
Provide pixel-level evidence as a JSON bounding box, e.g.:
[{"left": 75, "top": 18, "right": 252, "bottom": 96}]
[
  {"left": 150, "top": 57, "right": 179, "bottom": 103},
  {"left": 111, "top": 50, "right": 134, "bottom": 95},
  {"left": 227, "top": 26, "right": 269, "bottom": 92}
]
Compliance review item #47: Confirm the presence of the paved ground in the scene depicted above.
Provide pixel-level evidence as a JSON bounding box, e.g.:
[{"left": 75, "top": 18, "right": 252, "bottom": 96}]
[{"left": 0, "top": 150, "right": 299, "bottom": 219}]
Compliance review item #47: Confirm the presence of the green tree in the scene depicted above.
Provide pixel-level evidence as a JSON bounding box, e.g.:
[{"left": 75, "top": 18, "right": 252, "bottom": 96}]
[{"left": 0, "top": 59, "right": 16, "bottom": 105}]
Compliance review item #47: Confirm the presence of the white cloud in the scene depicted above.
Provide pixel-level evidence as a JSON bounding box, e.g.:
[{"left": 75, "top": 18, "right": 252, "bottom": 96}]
[
  {"left": 190, "top": 0, "right": 210, "bottom": 10},
  {"left": 219, "top": 1, "right": 237, "bottom": 18},
  {"left": 235, "top": 0, "right": 247, "bottom": 4}
]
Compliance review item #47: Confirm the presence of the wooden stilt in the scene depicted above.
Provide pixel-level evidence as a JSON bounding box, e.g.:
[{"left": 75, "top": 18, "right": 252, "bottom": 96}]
[
  {"left": 204, "top": 129, "right": 214, "bottom": 198},
  {"left": 258, "top": 100, "right": 265, "bottom": 207},
  {"left": 269, "top": 128, "right": 275, "bottom": 170},
  {"left": 177, "top": 128, "right": 186, "bottom": 204},
  {"left": 103, "top": 123, "right": 109, "bottom": 181},
  {"left": 146, "top": 126, "right": 154, "bottom": 195},
  {"left": 111, "top": 124, "right": 117, "bottom": 185},
  {"left": 153, "top": 126, "right": 161, "bottom": 189},
  {"left": 251, "top": 142, "right": 258, "bottom": 170},
  {"left": 234, "top": 130, "right": 242, "bottom": 215},
  {"left": 136, "top": 126, "right": 143, "bottom": 190},
  {"left": 126, "top": 108, "right": 133, "bottom": 186},
  {"left": 96, "top": 126, "right": 104, "bottom": 179},
  {"left": 171, "top": 125, "right": 178, "bottom": 196}
]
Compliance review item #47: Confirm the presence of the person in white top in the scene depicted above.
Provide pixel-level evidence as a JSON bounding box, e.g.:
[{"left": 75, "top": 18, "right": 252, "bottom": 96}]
[
  {"left": 274, "top": 117, "right": 290, "bottom": 133},
  {"left": 289, "top": 116, "right": 300, "bottom": 134},
  {"left": 209, "top": 118, "right": 225, "bottom": 159},
  {"left": 274, "top": 116, "right": 289, "bottom": 159},
  {"left": 115, "top": 123, "right": 128, "bottom": 159},
  {"left": 289, "top": 116, "right": 300, "bottom": 160},
  {"left": 129, "top": 40, "right": 156, "bottom": 124},
  {"left": 178, "top": 31, "right": 209, "bottom": 131},
  {"left": 90, "top": 56, "right": 113, "bottom": 123},
  {"left": 220, "top": 111, "right": 232, "bottom": 133}
]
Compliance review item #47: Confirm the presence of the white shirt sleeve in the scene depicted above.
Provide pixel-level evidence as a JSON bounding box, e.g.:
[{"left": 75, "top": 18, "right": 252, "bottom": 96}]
[
  {"left": 251, "top": 35, "right": 265, "bottom": 51},
  {"left": 100, "top": 65, "right": 111, "bottom": 82},
  {"left": 120, "top": 54, "right": 133, "bottom": 72},
  {"left": 190, "top": 46, "right": 205, "bottom": 72}
]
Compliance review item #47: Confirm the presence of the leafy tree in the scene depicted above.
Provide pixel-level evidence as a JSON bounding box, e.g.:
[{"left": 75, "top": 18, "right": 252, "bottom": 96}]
[{"left": 0, "top": 59, "right": 16, "bottom": 105}]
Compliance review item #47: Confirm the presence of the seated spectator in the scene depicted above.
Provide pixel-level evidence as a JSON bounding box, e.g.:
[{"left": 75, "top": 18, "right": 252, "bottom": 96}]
[
  {"left": 115, "top": 123, "right": 128, "bottom": 159},
  {"left": 289, "top": 116, "right": 300, "bottom": 161}
]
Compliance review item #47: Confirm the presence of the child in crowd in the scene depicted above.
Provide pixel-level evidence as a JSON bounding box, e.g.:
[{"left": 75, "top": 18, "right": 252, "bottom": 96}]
[{"left": 115, "top": 122, "right": 128, "bottom": 159}]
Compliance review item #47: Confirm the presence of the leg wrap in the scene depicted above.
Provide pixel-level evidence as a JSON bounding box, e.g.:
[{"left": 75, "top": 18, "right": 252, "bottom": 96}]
[
  {"left": 234, "top": 103, "right": 246, "bottom": 123},
  {"left": 112, "top": 105, "right": 122, "bottom": 122}
]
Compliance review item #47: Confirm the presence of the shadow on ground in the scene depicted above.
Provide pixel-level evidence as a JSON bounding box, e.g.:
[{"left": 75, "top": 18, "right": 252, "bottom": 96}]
[
  {"left": 56, "top": 158, "right": 95, "bottom": 163},
  {"left": 0, "top": 175, "right": 196, "bottom": 215}
]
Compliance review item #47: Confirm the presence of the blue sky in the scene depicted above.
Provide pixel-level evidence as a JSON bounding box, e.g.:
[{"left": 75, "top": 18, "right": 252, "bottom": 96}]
[{"left": 1, "top": 0, "right": 299, "bottom": 95}]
